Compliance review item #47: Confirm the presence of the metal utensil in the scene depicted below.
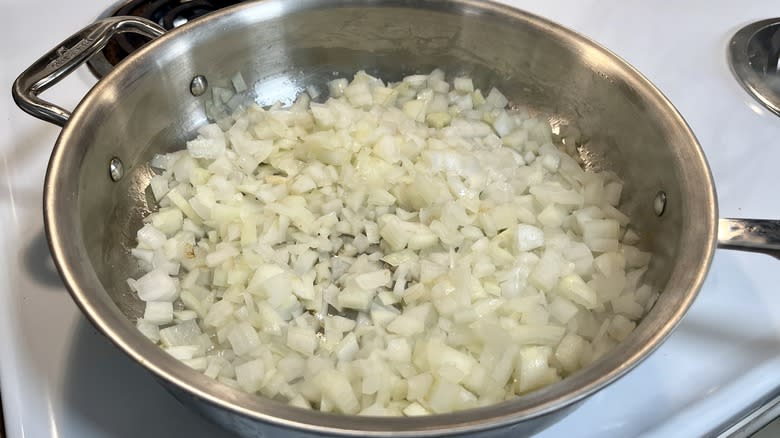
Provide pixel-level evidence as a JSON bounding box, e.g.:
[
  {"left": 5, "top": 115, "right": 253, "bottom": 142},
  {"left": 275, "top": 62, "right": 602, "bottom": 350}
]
[{"left": 729, "top": 18, "right": 780, "bottom": 117}]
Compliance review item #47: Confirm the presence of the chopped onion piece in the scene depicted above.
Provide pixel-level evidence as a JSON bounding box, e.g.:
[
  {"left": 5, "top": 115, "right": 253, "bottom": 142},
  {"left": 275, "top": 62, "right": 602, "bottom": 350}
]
[
  {"left": 128, "top": 70, "right": 656, "bottom": 416},
  {"left": 235, "top": 359, "right": 265, "bottom": 392},
  {"left": 144, "top": 301, "right": 174, "bottom": 325},
  {"left": 135, "top": 269, "right": 178, "bottom": 302}
]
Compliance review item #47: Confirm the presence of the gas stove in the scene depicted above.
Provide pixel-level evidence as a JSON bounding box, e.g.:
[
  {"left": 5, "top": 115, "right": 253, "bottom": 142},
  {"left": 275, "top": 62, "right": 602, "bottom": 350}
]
[{"left": 3, "top": 1, "right": 780, "bottom": 437}]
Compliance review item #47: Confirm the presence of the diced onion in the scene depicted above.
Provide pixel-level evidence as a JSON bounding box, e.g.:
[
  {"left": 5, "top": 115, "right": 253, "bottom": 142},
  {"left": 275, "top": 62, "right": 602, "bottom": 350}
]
[{"left": 128, "top": 70, "right": 656, "bottom": 416}]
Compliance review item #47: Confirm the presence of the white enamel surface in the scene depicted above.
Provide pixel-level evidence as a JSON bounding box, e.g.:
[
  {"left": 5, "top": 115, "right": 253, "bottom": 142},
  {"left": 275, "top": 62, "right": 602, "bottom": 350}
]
[{"left": 1, "top": 1, "right": 779, "bottom": 437}]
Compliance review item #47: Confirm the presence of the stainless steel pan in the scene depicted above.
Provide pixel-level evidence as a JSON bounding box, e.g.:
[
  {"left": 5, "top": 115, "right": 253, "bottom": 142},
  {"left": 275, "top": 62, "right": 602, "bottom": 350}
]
[{"left": 13, "top": 1, "right": 780, "bottom": 436}]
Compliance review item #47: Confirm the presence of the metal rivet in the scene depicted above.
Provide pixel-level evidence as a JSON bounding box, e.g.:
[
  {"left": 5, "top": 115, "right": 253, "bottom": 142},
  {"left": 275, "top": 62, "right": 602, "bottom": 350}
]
[
  {"left": 109, "top": 157, "right": 124, "bottom": 182},
  {"left": 190, "top": 75, "right": 208, "bottom": 96},
  {"left": 654, "top": 191, "right": 667, "bottom": 216}
]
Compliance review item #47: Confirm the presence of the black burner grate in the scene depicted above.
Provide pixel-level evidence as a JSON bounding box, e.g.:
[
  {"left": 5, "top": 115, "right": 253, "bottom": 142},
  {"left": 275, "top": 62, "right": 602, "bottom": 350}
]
[{"left": 87, "top": 0, "right": 244, "bottom": 78}]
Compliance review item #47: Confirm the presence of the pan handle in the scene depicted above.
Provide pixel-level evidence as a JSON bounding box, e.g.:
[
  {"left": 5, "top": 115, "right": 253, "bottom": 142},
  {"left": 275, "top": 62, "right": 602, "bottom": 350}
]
[
  {"left": 12, "top": 16, "right": 165, "bottom": 127},
  {"left": 717, "top": 219, "right": 780, "bottom": 259}
]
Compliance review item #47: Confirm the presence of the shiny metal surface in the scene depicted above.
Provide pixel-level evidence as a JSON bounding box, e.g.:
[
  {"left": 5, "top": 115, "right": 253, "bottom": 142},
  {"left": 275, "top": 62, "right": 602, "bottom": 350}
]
[
  {"left": 12, "top": 16, "right": 164, "bottom": 127},
  {"left": 717, "top": 386, "right": 780, "bottom": 438},
  {"left": 728, "top": 18, "right": 780, "bottom": 117},
  {"left": 718, "top": 219, "right": 780, "bottom": 259},
  {"left": 108, "top": 157, "right": 124, "bottom": 182},
  {"left": 654, "top": 191, "right": 667, "bottom": 216},
  {"left": 189, "top": 75, "right": 208, "bottom": 97},
  {"left": 28, "top": 0, "right": 721, "bottom": 436}
]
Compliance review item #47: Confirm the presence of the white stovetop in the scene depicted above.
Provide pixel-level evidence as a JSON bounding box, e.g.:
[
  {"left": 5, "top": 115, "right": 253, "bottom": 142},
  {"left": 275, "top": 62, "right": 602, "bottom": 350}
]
[{"left": 2, "top": 1, "right": 780, "bottom": 437}]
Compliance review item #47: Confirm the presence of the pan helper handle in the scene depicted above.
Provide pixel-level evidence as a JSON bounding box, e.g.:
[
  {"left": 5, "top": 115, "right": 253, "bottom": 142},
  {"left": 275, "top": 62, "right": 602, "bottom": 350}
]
[
  {"left": 12, "top": 17, "right": 165, "bottom": 127},
  {"left": 718, "top": 219, "right": 780, "bottom": 259}
]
